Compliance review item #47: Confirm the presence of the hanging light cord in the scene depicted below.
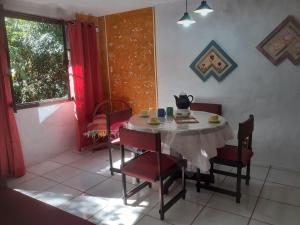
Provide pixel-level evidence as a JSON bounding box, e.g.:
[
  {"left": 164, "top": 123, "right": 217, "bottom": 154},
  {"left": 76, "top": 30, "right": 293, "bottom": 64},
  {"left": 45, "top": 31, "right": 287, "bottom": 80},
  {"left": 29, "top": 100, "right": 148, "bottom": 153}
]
[{"left": 185, "top": 0, "right": 188, "bottom": 12}]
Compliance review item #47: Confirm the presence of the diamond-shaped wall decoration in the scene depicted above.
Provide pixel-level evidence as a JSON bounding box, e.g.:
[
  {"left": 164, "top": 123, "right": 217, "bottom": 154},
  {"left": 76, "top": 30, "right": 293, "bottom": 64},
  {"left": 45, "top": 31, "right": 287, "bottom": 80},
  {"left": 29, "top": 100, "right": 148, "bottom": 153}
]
[
  {"left": 190, "top": 40, "right": 237, "bottom": 82},
  {"left": 257, "top": 16, "right": 300, "bottom": 66}
]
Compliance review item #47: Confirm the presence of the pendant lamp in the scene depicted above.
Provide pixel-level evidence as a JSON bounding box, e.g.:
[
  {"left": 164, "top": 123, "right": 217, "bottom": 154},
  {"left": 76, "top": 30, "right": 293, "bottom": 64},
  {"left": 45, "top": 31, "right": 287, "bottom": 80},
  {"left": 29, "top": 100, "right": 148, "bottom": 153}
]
[
  {"left": 177, "top": 0, "right": 196, "bottom": 27},
  {"left": 194, "top": 0, "right": 214, "bottom": 16}
]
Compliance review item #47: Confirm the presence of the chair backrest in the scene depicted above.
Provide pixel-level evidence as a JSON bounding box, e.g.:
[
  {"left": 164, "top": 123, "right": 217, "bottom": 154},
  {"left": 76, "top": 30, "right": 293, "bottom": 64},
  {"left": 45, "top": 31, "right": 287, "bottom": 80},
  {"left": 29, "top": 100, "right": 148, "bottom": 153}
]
[
  {"left": 93, "top": 99, "right": 131, "bottom": 119},
  {"left": 238, "top": 114, "right": 254, "bottom": 150},
  {"left": 190, "top": 102, "right": 222, "bottom": 115},
  {"left": 108, "top": 108, "right": 132, "bottom": 125},
  {"left": 107, "top": 108, "right": 132, "bottom": 139},
  {"left": 119, "top": 127, "right": 161, "bottom": 153}
]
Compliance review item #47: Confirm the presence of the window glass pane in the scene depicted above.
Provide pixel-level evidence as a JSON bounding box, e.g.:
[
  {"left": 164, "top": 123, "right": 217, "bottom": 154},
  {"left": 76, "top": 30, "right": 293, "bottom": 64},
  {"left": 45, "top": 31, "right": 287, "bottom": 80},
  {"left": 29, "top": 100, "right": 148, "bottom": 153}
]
[{"left": 5, "top": 17, "right": 68, "bottom": 104}]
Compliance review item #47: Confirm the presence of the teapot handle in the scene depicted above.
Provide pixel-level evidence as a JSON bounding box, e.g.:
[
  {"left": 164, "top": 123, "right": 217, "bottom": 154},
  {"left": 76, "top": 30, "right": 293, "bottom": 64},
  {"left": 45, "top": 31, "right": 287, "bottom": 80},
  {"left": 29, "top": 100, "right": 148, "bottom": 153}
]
[{"left": 188, "top": 95, "right": 194, "bottom": 103}]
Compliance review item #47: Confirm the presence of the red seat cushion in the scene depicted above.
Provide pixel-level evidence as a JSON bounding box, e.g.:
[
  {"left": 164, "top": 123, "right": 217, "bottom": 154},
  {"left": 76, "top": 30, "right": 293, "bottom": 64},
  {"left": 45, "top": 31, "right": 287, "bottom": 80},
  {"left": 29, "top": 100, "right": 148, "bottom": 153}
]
[
  {"left": 216, "top": 145, "right": 253, "bottom": 166},
  {"left": 110, "top": 121, "right": 127, "bottom": 136},
  {"left": 121, "top": 152, "right": 178, "bottom": 182}
]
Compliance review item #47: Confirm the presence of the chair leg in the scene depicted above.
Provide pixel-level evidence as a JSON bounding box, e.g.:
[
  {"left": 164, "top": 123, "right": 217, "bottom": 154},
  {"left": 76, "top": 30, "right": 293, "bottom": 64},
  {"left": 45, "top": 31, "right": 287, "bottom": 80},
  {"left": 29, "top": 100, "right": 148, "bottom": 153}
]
[
  {"left": 196, "top": 168, "right": 201, "bottom": 193},
  {"left": 246, "top": 162, "right": 251, "bottom": 186},
  {"left": 122, "top": 173, "right": 127, "bottom": 205},
  {"left": 182, "top": 166, "right": 186, "bottom": 200},
  {"left": 108, "top": 145, "right": 114, "bottom": 175},
  {"left": 236, "top": 167, "right": 242, "bottom": 203},
  {"left": 159, "top": 178, "right": 165, "bottom": 220},
  {"left": 210, "top": 162, "right": 215, "bottom": 184}
]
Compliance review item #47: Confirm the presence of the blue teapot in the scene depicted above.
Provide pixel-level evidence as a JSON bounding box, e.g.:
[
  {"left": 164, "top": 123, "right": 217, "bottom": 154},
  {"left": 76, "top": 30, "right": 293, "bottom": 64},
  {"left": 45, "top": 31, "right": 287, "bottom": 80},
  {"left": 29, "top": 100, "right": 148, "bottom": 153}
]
[{"left": 174, "top": 92, "right": 194, "bottom": 109}]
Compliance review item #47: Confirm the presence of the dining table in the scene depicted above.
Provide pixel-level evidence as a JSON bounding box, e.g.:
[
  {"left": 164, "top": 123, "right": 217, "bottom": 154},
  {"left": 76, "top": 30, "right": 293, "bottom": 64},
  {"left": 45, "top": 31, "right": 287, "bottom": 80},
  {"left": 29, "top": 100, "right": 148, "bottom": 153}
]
[{"left": 127, "top": 110, "right": 234, "bottom": 174}]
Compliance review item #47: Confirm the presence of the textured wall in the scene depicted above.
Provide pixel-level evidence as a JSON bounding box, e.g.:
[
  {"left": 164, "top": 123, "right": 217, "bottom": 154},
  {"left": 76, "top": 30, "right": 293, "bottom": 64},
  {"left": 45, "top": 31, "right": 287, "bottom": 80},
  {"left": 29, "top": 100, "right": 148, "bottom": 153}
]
[
  {"left": 106, "top": 8, "right": 157, "bottom": 113},
  {"left": 156, "top": 0, "right": 300, "bottom": 171}
]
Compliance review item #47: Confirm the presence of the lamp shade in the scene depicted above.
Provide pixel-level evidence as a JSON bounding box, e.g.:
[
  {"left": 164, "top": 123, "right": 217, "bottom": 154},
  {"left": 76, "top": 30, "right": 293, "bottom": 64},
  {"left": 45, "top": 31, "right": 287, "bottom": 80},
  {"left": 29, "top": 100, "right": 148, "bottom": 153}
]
[
  {"left": 194, "top": 0, "right": 214, "bottom": 16},
  {"left": 177, "top": 12, "right": 196, "bottom": 27}
]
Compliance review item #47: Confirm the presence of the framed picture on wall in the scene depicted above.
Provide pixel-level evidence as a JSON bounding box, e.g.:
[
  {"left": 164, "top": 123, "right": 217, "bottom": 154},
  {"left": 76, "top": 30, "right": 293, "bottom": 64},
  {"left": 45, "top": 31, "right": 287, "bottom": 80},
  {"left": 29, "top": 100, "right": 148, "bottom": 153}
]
[
  {"left": 190, "top": 40, "right": 237, "bottom": 82},
  {"left": 257, "top": 15, "right": 300, "bottom": 65}
]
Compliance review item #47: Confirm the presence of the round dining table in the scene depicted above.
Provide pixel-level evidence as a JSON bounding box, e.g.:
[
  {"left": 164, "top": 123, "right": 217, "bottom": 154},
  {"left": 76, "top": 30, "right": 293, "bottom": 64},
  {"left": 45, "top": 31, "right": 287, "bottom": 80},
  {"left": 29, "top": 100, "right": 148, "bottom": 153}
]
[{"left": 127, "top": 111, "right": 234, "bottom": 173}]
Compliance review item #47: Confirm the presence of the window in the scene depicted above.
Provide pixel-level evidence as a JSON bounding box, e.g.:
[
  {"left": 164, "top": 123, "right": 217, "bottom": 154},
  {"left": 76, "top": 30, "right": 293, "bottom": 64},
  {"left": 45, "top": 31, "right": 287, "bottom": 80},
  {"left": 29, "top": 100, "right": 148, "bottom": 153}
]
[{"left": 4, "top": 12, "right": 69, "bottom": 109}]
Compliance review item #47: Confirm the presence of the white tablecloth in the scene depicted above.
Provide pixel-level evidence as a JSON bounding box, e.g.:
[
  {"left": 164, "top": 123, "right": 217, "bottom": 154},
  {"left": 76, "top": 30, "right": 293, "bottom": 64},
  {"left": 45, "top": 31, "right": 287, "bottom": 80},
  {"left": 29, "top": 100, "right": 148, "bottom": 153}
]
[{"left": 127, "top": 111, "right": 234, "bottom": 173}]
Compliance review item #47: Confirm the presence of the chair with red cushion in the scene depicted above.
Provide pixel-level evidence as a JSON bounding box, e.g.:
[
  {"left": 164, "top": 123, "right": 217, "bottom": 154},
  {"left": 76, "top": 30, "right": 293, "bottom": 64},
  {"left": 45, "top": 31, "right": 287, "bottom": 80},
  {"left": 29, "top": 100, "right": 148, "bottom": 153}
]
[
  {"left": 86, "top": 99, "right": 131, "bottom": 151},
  {"left": 119, "top": 128, "right": 186, "bottom": 220},
  {"left": 190, "top": 102, "right": 222, "bottom": 115},
  {"left": 87, "top": 99, "right": 132, "bottom": 175},
  {"left": 107, "top": 108, "right": 132, "bottom": 175},
  {"left": 209, "top": 115, "right": 254, "bottom": 203}
]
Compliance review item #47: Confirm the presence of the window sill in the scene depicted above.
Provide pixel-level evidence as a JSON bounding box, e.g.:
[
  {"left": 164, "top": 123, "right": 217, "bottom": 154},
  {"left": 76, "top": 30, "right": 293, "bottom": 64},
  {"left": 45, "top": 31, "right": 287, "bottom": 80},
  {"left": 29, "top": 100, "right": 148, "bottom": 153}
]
[{"left": 15, "top": 97, "right": 74, "bottom": 111}]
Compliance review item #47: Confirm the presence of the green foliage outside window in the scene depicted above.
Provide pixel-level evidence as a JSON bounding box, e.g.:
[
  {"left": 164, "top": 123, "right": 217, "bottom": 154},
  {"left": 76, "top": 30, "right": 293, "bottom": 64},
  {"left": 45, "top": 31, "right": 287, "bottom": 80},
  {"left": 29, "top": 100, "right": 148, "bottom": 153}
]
[{"left": 5, "top": 17, "right": 68, "bottom": 105}]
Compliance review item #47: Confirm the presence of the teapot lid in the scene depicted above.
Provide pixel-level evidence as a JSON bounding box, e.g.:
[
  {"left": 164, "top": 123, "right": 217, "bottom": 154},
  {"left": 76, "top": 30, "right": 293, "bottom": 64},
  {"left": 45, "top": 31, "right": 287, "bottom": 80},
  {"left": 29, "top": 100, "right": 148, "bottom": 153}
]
[{"left": 179, "top": 92, "right": 187, "bottom": 96}]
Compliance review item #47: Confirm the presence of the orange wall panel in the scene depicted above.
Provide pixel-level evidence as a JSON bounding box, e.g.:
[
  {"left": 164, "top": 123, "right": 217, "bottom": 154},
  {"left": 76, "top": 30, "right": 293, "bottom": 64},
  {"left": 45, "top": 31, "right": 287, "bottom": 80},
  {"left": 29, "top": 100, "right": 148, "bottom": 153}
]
[{"left": 105, "top": 8, "right": 157, "bottom": 113}]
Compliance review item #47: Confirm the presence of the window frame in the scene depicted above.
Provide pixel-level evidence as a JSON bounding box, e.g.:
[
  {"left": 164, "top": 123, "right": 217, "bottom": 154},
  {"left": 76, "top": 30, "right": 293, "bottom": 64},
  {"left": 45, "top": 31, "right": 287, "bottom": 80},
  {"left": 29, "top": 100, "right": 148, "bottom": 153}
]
[{"left": 3, "top": 10, "right": 71, "bottom": 111}]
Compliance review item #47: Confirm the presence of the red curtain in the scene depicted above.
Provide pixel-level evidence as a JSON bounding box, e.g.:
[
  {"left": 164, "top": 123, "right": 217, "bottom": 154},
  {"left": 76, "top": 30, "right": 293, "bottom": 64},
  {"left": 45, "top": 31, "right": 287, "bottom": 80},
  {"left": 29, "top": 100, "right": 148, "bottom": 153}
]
[
  {"left": 67, "top": 21, "right": 104, "bottom": 150},
  {"left": 0, "top": 9, "right": 25, "bottom": 177}
]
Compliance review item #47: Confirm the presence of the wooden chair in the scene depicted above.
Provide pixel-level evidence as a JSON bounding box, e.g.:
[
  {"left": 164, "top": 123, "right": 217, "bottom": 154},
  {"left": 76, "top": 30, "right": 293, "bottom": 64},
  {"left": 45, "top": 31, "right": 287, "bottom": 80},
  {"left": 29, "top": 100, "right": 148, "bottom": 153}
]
[
  {"left": 190, "top": 102, "right": 222, "bottom": 115},
  {"left": 119, "top": 128, "right": 186, "bottom": 220},
  {"left": 190, "top": 102, "right": 222, "bottom": 191},
  {"left": 86, "top": 99, "right": 131, "bottom": 151},
  {"left": 209, "top": 115, "right": 254, "bottom": 203},
  {"left": 107, "top": 108, "right": 132, "bottom": 175}
]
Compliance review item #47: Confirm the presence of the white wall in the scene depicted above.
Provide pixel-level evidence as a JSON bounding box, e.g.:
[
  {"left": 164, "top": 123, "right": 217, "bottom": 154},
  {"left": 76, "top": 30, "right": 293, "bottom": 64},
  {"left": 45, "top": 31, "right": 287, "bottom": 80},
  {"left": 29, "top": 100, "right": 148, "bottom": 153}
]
[
  {"left": 15, "top": 102, "right": 77, "bottom": 167},
  {"left": 155, "top": 0, "right": 300, "bottom": 171}
]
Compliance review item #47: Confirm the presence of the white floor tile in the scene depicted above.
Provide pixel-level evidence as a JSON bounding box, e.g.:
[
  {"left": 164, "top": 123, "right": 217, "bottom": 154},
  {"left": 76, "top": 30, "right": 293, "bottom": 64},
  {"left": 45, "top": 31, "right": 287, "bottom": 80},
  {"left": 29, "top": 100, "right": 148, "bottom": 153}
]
[
  {"left": 249, "top": 166, "right": 269, "bottom": 181},
  {"left": 7, "top": 172, "right": 36, "bottom": 188},
  {"left": 34, "top": 184, "right": 81, "bottom": 207},
  {"left": 148, "top": 200, "right": 203, "bottom": 225},
  {"left": 249, "top": 220, "right": 271, "bottom": 225},
  {"left": 27, "top": 161, "right": 63, "bottom": 175},
  {"left": 207, "top": 193, "right": 257, "bottom": 217},
  {"left": 215, "top": 164, "right": 234, "bottom": 172},
  {"left": 70, "top": 157, "right": 111, "bottom": 175},
  {"left": 221, "top": 177, "right": 264, "bottom": 197},
  {"left": 213, "top": 174, "right": 227, "bottom": 185},
  {"left": 184, "top": 181, "right": 213, "bottom": 205},
  {"left": 43, "top": 165, "right": 83, "bottom": 182},
  {"left": 90, "top": 200, "right": 144, "bottom": 225},
  {"left": 110, "top": 173, "right": 138, "bottom": 184},
  {"left": 63, "top": 171, "right": 107, "bottom": 192},
  {"left": 192, "top": 207, "right": 249, "bottom": 225},
  {"left": 51, "top": 151, "right": 84, "bottom": 164},
  {"left": 261, "top": 182, "right": 300, "bottom": 207},
  {"left": 86, "top": 178, "right": 132, "bottom": 198},
  {"left": 135, "top": 216, "right": 171, "bottom": 225},
  {"left": 83, "top": 149, "right": 111, "bottom": 160},
  {"left": 14, "top": 176, "right": 57, "bottom": 197},
  {"left": 253, "top": 199, "right": 300, "bottom": 225},
  {"left": 59, "top": 193, "right": 108, "bottom": 220},
  {"left": 267, "top": 168, "right": 300, "bottom": 188}
]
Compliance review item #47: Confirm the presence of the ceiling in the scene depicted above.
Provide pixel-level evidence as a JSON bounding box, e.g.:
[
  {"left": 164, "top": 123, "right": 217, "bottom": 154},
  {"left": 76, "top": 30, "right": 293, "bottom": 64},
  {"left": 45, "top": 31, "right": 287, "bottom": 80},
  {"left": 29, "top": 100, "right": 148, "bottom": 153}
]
[{"left": 3, "top": 0, "right": 182, "bottom": 17}]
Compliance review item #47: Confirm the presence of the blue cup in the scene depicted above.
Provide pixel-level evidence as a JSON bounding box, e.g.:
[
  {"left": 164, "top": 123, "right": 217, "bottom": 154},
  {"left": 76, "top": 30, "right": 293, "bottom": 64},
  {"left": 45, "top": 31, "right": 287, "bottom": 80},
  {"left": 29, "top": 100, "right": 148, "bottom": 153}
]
[{"left": 157, "top": 108, "right": 166, "bottom": 117}]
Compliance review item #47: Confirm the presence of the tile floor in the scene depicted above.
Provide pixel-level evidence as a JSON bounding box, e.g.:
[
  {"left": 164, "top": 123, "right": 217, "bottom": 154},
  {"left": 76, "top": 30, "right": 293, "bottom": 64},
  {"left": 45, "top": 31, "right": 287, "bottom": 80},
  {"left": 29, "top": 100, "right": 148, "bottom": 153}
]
[{"left": 7, "top": 149, "right": 300, "bottom": 225}]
